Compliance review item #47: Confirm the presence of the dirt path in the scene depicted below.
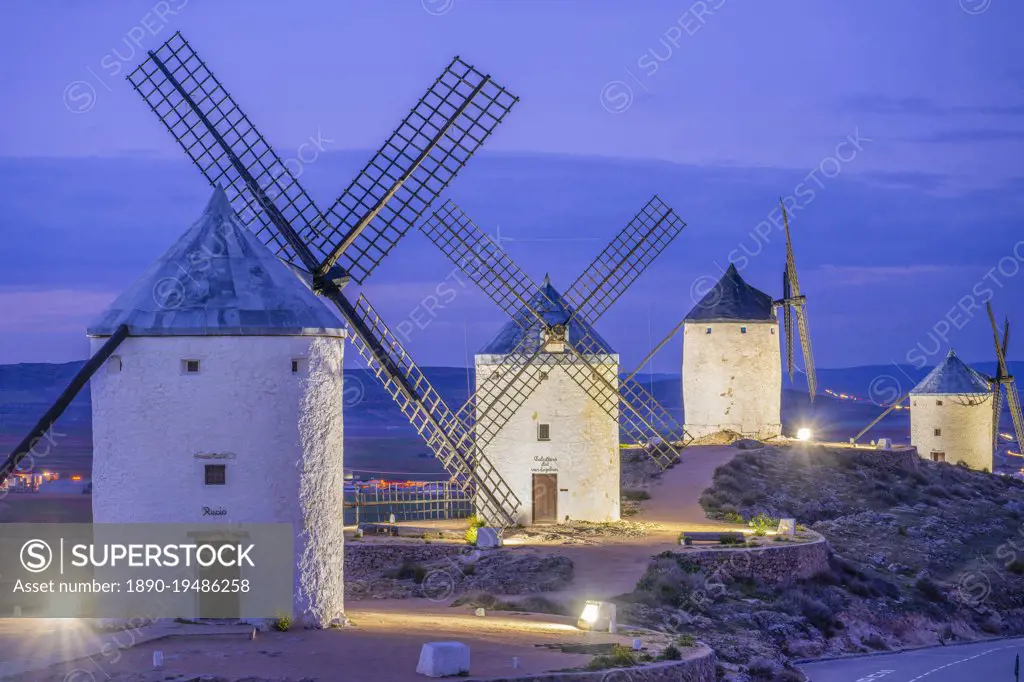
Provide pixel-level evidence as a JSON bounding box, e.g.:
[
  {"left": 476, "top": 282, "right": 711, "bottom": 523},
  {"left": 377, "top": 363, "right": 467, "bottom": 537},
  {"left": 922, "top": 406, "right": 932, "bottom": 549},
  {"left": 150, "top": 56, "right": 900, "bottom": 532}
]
[{"left": 523, "top": 444, "right": 746, "bottom": 603}]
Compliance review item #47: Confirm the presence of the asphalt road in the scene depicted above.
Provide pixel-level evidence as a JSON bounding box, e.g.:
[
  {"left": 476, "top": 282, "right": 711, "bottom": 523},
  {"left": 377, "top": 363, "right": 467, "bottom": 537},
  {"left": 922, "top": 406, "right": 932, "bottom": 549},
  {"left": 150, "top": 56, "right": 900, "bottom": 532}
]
[{"left": 800, "top": 638, "right": 1024, "bottom": 682}]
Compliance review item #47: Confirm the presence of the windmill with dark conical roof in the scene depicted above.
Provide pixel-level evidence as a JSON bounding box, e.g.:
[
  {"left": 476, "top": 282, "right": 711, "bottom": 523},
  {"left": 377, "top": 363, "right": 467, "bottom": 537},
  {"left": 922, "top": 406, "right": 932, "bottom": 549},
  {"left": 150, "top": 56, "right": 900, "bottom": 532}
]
[
  {"left": 678, "top": 202, "right": 816, "bottom": 440},
  {"left": 906, "top": 302, "right": 1023, "bottom": 471}
]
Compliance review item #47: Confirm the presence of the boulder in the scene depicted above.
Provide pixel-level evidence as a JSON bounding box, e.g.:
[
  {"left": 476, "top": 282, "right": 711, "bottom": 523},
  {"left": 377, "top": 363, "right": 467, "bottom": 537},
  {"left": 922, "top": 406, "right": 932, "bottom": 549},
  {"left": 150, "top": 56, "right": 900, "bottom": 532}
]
[
  {"left": 416, "top": 641, "right": 470, "bottom": 677},
  {"left": 475, "top": 527, "right": 502, "bottom": 549}
]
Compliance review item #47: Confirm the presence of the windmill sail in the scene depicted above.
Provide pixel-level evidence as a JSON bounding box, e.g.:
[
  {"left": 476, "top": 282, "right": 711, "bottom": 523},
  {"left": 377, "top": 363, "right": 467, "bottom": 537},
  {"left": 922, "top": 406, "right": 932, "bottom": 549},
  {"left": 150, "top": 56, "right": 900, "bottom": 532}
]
[
  {"left": 421, "top": 198, "right": 688, "bottom": 469},
  {"left": 1, "top": 325, "right": 130, "bottom": 486},
  {"left": 988, "top": 303, "right": 1024, "bottom": 452},
  {"left": 130, "top": 33, "right": 523, "bottom": 528},
  {"left": 781, "top": 200, "right": 816, "bottom": 400}
]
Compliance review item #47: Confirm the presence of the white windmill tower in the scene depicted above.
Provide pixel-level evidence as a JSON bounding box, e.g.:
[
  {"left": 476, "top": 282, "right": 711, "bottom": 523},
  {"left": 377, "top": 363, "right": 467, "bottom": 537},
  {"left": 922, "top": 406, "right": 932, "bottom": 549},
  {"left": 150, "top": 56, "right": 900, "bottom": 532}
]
[
  {"left": 681, "top": 202, "right": 816, "bottom": 440},
  {"left": 909, "top": 303, "right": 1023, "bottom": 471},
  {"left": 87, "top": 189, "right": 347, "bottom": 623},
  {"left": 909, "top": 350, "right": 993, "bottom": 469}
]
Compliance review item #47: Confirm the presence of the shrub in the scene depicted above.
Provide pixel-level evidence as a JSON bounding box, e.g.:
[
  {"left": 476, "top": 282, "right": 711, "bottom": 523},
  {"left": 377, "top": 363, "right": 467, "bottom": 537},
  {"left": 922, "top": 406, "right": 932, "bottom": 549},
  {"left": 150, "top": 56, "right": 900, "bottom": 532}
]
[
  {"left": 586, "top": 644, "right": 648, "bottom": 670},
  {"left": 464, "top": 514, "right": 487, "bottom": 544},
  {"left": 676, "top": 633, "right": 696, "bottom": 647},
  {"left": 746, "top": 656, "right": 776, "bottom": 677},
  {"left": 749, "top": 513, "right": 778, "bottom": 536},
  {"left": 387, "top": 560, "right": 429, "bottom": 584},
  {"left": 622, "top": 489, "right": 652, "bottom": 501},
  {"left": 660, "top": 644, "right": 682, "bottom": 660},
  {"left": 915, "top": 576, "right": 946, "bottom": 602},
  {"left": 271, "top": 611, "right": 293, "bottom": 631}
]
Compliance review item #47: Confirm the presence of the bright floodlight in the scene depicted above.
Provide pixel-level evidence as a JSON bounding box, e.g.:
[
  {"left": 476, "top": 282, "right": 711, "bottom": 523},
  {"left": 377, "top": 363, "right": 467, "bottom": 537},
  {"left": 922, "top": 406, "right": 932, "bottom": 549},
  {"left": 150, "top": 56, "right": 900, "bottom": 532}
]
[
  {"left": 577, "top": 600, "right": 616, "bottom": 632},
  {"left": 796, "top": 428, "right": 812, "bottom": 442}
]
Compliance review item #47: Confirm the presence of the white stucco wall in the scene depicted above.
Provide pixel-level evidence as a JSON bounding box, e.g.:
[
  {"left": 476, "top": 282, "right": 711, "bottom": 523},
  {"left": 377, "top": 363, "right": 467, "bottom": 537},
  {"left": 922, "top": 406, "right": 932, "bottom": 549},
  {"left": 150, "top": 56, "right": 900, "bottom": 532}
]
[
  {"left": 910, "top": 392, "right": 994, "bottom": 471},
  {"left": 474, "top": 354, "right": 620, "bottom": 526},
  {"left": 682, "top": 320, "right": 782, "bottom": 440},
  {"left": 89, "top": 334, "right": 346, "bottom": 626}
]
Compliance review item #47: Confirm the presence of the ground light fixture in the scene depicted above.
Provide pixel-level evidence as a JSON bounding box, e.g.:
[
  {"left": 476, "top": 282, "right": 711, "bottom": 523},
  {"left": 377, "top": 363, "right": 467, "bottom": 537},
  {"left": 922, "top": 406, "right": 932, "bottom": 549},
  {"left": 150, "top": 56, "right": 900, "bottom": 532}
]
[
  {"left": 577, "top": 600, "right": 616, "bottom": 632},
  {"left": 796, "top": 427, "right": 813, "bottom": 441}
]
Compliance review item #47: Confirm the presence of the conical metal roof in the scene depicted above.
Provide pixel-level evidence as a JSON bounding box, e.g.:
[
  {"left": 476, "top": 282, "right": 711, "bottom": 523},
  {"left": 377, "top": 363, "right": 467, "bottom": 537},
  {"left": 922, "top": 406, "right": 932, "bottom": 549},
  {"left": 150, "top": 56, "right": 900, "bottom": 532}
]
[
  {"left": 88, "top": 188, "right": 345, "bottom": 338},
  {"left": 479, "top": 275, "right": 616, "bottom": 356},
  {"left": 910, "top": 349, "right": 992, "bottom": 395},
  {"left": 684, "top": 263, "right": 775, "bottom": 322}
]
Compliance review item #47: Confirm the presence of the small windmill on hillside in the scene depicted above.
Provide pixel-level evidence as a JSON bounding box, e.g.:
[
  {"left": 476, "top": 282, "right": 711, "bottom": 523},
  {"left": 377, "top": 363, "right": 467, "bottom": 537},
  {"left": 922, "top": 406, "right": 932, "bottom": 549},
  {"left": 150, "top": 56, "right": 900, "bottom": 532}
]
[
  {"left": 854, "top": 302, "right": 1023, "bottom": 472},
  {"left": 2, "top": 32, "right": 523, "bottom": 528},
  {"left": 421, "top": 197, "right": 689, "bottom": 524}
]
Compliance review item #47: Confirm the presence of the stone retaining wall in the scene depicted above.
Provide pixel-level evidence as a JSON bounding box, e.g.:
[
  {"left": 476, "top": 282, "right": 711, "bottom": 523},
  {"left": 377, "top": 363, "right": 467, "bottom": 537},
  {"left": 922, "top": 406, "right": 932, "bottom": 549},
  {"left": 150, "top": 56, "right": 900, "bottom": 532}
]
[
  {"left": 679, "top": 535, "right": 830, "bottom": 585},
  {"left": 344, "top": 541, "right": 470, "bottom": 579},
  {"left": 483, "top": 646, "right": 716, "bottom": 681}
]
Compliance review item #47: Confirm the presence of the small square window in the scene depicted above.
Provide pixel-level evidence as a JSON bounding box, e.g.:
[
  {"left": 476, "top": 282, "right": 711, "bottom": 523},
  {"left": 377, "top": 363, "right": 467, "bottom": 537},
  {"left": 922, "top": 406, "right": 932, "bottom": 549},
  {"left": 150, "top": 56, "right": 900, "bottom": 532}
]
[
  {"left": 182, "top": 359, "right": 201, "bottom": 374},
  {"left": 705, "top": 328, "right": 712, "bottom": 335},
  {"left": 537, "top": 423, "right": 551, "bottom": 441},
  {"left": 740, "top": 327, "right": 747, "bottom": 334},
  {"left": 204, "top": 464, "right": 226, "bottom": 486},
  {"left": 936, "top": 399, "right": 943, "bottom": 406},
  {"left": 291, "top": 358, "right": 307, "bottom": 374},
  {"left": 771, "top": 327, "right": 776, "bottom": 335},
  {"left": 934, "top": 428, "right": 941, "bottom": 437}
]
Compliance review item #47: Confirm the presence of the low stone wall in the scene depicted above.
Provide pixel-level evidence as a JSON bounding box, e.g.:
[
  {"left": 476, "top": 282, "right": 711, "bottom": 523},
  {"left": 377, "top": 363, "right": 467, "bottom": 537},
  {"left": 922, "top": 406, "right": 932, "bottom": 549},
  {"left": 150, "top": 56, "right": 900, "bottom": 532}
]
[
  {"left": 483, "top": 646, "right": 716, "bottom": 681},
  {"left": 345, "top": 541, "right": 470, "bottom": 580},
  {"left": 678, "top": 535, "right": 829, "bottom": 585}
]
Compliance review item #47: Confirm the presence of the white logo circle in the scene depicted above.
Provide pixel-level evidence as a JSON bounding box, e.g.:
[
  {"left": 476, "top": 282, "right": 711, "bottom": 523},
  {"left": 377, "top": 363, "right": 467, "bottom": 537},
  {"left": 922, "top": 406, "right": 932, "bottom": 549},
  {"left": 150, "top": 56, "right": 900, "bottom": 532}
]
[{"left": 20, "top": 539, "right": 52, "bottom": 573}]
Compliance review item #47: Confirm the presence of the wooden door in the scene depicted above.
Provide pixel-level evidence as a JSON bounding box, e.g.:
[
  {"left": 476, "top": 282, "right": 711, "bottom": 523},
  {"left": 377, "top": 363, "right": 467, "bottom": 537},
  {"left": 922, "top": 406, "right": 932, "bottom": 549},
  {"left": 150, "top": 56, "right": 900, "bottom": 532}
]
[{"left": 532, "top": 474, "right": 557, "bottom": 524}]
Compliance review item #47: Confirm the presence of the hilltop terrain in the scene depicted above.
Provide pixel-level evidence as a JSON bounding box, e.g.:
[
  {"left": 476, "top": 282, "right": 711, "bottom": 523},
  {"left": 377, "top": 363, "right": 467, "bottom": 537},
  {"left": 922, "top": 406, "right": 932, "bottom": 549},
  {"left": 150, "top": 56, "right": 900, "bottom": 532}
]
[{"left": 615, "top": 444, "right": 1024, "bottom": 681}]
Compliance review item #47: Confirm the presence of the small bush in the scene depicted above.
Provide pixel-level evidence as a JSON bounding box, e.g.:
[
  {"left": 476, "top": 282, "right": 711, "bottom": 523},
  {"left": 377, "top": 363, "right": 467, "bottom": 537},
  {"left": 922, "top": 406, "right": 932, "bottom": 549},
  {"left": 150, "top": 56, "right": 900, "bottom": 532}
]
[
  {"left": 915, "top": 576, "right": 946, "bottom": 602},
  {"left": 386, "top": 560, "right": 429, "bottom": 584},
  {"left": 676, "top": 633, "right": 696, "bottom": 647},
  {"left": 660, "top": 644, "right": 682, "bottom": 660},
  {"left": 586, "top": 644, "right": 648, "bottom": 670},
  {"left": 747, "top": 656, "right": 776, "bottom": 677},
  {"left": 622, "top": 489, "right": 652, "bottom": 501},
  {"left": 271, "top": 611, "right": 293, "bottom": 631},
  {"left": 464, "top": 514, "right": 487, "bottom": 544},
  {"left": 749, "top": 513, "right": 779, "bottom": 536}
]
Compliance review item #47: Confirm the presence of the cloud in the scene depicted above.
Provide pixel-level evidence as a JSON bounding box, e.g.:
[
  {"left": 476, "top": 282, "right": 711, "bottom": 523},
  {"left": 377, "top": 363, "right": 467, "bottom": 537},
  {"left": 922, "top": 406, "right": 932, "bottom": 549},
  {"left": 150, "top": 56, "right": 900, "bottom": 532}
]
[
  {"left": 0, "top": 289, "right": 116, "bottom": 333},
  {"left": 908, "top": 129, "right": 1024, "bottom": 144},
  {"left": 843, "top": 95, "right": 1024, "bottom": 117}
]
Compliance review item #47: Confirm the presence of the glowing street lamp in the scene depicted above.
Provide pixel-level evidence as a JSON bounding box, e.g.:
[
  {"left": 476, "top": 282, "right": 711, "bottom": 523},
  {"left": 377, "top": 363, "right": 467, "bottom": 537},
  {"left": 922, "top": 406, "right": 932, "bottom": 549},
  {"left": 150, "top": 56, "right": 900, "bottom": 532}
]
[{"left": 796, "top": 428, "right": 813, "bottom": 442}]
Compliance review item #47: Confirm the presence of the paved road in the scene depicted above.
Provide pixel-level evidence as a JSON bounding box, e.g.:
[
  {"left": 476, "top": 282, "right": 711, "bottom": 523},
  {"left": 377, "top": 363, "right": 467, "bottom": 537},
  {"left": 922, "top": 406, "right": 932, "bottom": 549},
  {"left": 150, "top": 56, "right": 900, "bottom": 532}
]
[{"left": 801, "top": 638, "right": 1024, "bottom": 682}]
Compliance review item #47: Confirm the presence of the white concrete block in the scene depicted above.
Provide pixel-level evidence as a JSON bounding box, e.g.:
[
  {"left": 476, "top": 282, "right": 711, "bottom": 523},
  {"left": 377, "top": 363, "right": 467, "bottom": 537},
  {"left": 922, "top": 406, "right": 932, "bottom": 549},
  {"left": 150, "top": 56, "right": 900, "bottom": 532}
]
[
  {"left": 416, "top": 641, "right": 470, "bottom": 677},
  {"left": 777, "top": 518, "right": 796, "bottom": 536},
  {"left": 476, "top": 527, "right": 502, "bottom": 548}
]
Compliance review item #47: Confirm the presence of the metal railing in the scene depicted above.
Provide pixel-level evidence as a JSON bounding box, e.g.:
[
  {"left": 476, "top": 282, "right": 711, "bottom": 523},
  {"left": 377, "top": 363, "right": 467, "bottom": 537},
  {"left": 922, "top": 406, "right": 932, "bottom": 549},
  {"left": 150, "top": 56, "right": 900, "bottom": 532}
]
[{"left": 344, "top": 480, "right": 473, "bottom": 525}]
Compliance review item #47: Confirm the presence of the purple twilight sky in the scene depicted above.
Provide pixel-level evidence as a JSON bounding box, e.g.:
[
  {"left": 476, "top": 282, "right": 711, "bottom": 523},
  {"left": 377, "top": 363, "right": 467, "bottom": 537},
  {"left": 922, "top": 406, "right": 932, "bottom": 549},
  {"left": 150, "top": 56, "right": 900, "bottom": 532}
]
[{"left": 0, "top": 0, "right": 1022, "bottom": 376}]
